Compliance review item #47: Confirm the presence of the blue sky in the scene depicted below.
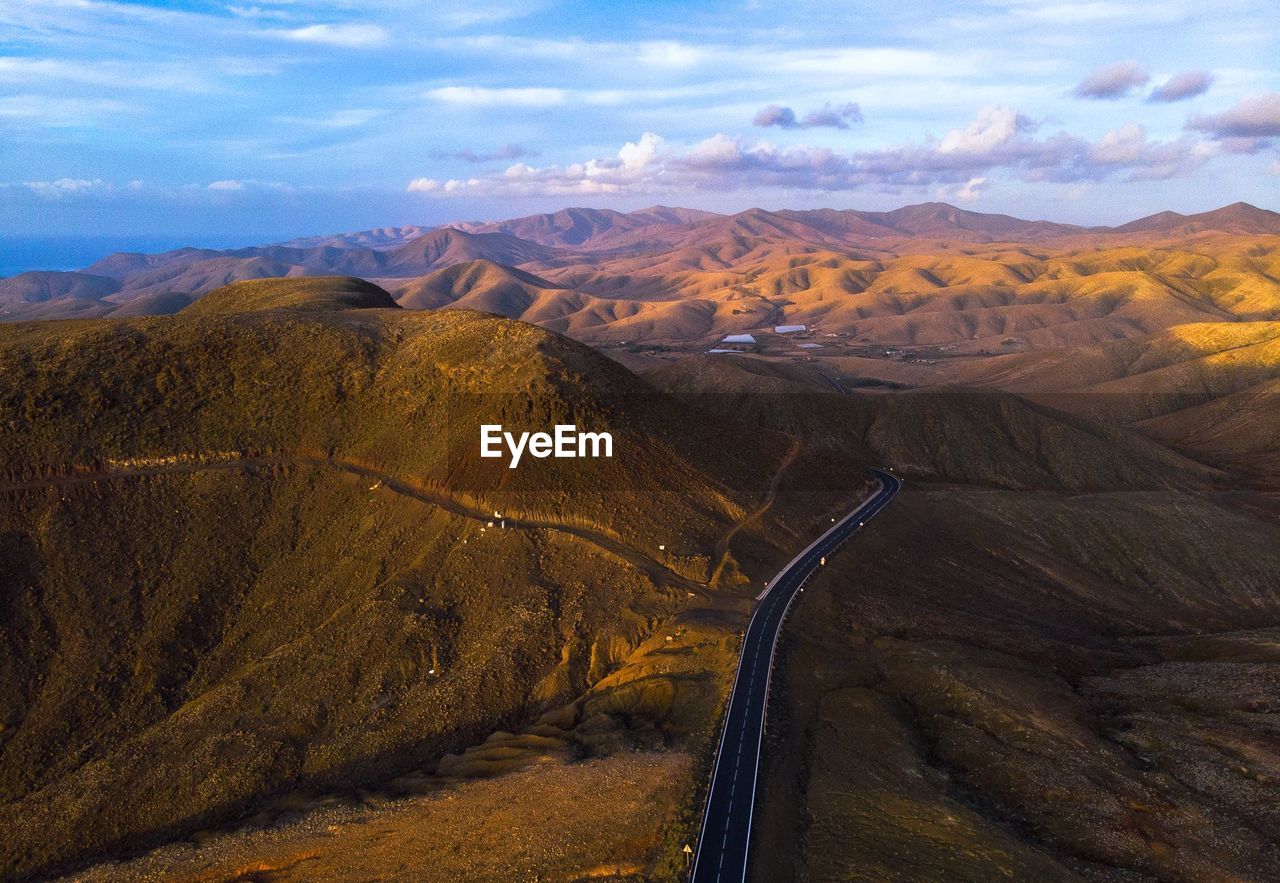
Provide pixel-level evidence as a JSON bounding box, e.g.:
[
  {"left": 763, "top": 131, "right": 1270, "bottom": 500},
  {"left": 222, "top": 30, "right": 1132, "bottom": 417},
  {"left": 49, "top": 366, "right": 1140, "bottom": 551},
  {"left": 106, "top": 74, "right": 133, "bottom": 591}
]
[{"left": 0, "top": 0, "right": 1277, "bottom": 237}]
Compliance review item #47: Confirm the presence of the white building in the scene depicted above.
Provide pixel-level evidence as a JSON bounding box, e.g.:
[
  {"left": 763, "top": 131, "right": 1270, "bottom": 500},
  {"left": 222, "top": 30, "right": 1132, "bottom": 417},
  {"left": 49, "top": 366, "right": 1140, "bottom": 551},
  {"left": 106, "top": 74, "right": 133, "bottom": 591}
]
[
  {"left": 721, "top": 333, "right": 756, "bottom": 344},
  {"left": 774, "top": 324, "right": 806, "bottom": 334}
]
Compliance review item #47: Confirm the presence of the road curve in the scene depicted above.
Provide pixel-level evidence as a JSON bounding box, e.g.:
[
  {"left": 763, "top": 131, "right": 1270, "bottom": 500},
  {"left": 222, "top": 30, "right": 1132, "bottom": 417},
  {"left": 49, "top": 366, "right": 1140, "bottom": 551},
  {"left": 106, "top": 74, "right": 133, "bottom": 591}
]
[{"left": 690, "top": 468, "right": 901, "bottom": 882}]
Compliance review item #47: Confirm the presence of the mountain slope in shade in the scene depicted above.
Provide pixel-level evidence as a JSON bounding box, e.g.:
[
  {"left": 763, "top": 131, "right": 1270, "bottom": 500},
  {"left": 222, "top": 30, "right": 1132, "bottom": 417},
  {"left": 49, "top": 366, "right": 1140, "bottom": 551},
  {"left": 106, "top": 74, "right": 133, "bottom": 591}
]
[
  {"left": 755, "top": 484, "right": 1280, "bottom": 882},
  {"left": 0, "top": 272, "right": 124, "bottom": 321},
  {"left": 876, "top": 202, "right": 1090, "bottom": 239},
  {"left": 68, "top": 229, "right": 572, "bottom": 308},
  {"left": 1135, "top": 377, "right": 1280, "bottom": 483},
  {"left": 277, "top": 225, "right": 436, "bottom": 251},
  {"left": 778, "top": 203, "right": 1090, "bottom": 241},
  {"left": 455, "top": 205, "right": 721, "bottom": 249},
  {"left": 375, "top": 227, "right": 565, "bottom": 274},
  {"left": 645, "top": 354, "right": 1221, "bottom": 492},
  {"left": 952, "top": 321, "right": 1280, "bottom": 481},
  {"left": 0, "top": 277, "right": 852, "bottom": 879},
  {"left": 84, "top": 247, "right": 226, "bottom": 279},
  {"left": 0, "top": 271, "right": 120, "bottom": 303}
]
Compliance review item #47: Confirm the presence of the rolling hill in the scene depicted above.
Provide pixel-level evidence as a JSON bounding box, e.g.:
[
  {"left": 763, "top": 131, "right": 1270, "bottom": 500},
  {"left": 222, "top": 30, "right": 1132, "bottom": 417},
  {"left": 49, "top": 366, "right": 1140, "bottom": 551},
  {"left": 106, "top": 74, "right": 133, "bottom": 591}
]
[
  {"left": 954, "top": 321, "right": 1280, "bottom": 481},
  {"left": 6, "top": 206, "right": 1279, "bottom": 879},
  {"left": 0, "top": 277, "right": 862, "bottom": 879},
  {"left": 6, "top": 204, "right": 1279, "bottom": 355}
]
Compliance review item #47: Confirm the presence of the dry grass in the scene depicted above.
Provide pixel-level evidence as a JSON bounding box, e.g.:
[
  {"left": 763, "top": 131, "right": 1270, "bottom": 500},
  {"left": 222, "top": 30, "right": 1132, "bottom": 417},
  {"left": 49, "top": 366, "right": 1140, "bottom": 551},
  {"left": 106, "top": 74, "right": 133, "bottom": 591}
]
[{"left": 68, "top": 753, "right": 691, "bottom": 883}]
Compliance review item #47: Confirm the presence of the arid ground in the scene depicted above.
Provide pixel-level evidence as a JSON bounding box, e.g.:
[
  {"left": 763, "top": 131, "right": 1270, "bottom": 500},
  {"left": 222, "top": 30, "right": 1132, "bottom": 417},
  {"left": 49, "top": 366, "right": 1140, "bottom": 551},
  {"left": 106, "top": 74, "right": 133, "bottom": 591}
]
[{"left": 2, "top": 201, "right": 1278, "bottom": 881}]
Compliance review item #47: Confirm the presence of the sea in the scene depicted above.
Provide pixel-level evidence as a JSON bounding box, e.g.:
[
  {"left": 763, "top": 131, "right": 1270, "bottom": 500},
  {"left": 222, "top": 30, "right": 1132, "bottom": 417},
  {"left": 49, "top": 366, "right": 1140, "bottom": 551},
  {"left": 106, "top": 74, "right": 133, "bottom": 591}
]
[{"left": 0, "top": 234, "right": 284, "bottom": 278}]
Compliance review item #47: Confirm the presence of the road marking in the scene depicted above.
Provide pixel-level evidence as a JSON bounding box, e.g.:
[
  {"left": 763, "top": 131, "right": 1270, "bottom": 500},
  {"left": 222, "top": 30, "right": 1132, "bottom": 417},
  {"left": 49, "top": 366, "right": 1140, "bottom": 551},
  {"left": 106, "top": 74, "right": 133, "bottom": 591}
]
[{"left": 691, "top": 472, "right": 900, "bottom": 883}]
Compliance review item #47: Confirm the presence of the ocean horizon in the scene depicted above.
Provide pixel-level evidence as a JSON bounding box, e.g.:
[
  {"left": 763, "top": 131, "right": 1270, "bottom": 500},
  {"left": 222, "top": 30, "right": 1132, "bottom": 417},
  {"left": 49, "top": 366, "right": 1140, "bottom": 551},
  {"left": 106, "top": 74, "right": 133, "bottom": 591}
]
[{"left": 0, "top": 234, "right": 288, "bottom": 278}]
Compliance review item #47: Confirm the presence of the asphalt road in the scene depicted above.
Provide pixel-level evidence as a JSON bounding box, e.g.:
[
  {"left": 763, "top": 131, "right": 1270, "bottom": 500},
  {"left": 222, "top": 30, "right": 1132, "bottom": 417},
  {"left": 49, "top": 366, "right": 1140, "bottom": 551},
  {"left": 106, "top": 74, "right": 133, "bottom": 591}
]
[{"left": 690, "top": 468, "right": 902, "bottom": 882}]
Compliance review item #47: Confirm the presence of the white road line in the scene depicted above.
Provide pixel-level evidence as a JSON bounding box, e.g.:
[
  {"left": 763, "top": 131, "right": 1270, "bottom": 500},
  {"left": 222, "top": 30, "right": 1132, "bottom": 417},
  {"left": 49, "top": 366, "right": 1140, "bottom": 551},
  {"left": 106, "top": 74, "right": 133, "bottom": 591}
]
[{"left": 692, "top": 472, "right": 899, "bottom": 882}]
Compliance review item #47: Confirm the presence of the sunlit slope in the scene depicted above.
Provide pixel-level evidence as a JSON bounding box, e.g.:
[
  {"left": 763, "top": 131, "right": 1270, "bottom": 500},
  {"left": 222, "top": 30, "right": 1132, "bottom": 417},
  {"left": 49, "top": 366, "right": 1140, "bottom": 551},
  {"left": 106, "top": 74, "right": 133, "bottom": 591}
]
[
  {"left": 389, "top": 259, "right": 767, "bottom": 343},
  {"left": 951, "top": 321, "right": 1280, "bottom": 478},
  {"left": 517, "top": 235, "right": 1280, "bottom": 348},
  {"left": 8, "top": 205, "right": 1277, "bottom": 350},
  {"left": 384, "top": 236, "right": 1280, "bottom": 349},
  {"left": 183, "top": 275, "right": 399, "bottom": 315}
]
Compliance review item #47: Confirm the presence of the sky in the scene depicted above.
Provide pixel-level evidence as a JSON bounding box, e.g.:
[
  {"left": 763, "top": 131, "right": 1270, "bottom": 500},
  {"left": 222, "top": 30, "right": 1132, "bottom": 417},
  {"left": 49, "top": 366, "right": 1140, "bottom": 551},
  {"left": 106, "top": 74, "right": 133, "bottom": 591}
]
[{"left": 0, "top": 0, "right": 1278, "bottom": 239}]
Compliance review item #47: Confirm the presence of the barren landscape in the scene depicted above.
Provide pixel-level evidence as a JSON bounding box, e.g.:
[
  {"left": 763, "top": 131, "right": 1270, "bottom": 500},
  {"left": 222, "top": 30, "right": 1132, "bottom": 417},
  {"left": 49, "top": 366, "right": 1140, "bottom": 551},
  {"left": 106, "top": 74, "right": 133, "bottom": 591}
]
[
  {"left": 4, "top": 0, "right": 1278, "bottom": 876},
  {"left": 1, "top": 197, "right": 1277, "bottom": 881}
]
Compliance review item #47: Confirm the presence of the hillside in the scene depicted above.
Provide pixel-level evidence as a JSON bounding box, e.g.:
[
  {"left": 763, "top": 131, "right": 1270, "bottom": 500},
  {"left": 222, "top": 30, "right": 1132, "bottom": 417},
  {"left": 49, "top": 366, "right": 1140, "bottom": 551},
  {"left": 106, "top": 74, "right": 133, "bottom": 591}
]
[
  {"left": 641, "top": 338, "right": 1280, "bottom": 882},
  {"left": 754, "top": 483, "right": 1280, "bottom": 882},
  {"left": 456, "top": 206, "right": 720, "bottom": 249},
  {"left": 181, "top": 275, "right": 399, "bottom": 316},
  {"left": 278, "top": 225, "right": 436, "bottom": 251},
  {"left": 0, "top": 278, "right": 862, "bottom": 879},
  {"left": 0, "top": 272, "right": 122, "bottom": 322},
  {"left": 7, "top": 204, "right": 1279, "bottom": 354},
  {"left": 390, "top": 260, "right": 581, "bottom": 317},
  {"left": 954, "top": 321, "right": 1280, "bottom": 481},
  {"left": 645, "top": 355, "right": 1222, "bottom": 492}
]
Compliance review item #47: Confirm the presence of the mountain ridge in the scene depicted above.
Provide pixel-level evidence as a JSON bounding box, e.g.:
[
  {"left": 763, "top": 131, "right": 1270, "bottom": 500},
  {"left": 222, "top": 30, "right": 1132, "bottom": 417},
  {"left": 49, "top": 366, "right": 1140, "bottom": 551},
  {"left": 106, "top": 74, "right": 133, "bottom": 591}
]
[{"left": 4, "top": 201, "right": 1277, "bottom": 329}]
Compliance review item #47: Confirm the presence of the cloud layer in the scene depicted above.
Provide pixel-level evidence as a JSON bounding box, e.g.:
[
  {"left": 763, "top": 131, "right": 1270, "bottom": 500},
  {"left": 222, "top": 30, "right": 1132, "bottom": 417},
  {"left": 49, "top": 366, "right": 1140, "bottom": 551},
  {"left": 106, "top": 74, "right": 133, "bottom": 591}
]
[
  {"left": 407, "top": 105, "right": 1223, "bottom": 198},
  {"left": 2, "top": 0, "right": 1276, "bottom": 233}
]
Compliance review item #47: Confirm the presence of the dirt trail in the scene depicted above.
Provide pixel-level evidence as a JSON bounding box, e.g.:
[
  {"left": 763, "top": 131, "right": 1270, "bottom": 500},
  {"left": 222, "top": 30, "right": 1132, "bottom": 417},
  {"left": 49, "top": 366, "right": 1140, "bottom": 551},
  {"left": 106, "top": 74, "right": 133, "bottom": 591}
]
[
  {"left": 0, "top": 453, "right": 711, "bottom": 596},
  {"left": 707, "top": 438, "right": 800, "bottom": 587}
]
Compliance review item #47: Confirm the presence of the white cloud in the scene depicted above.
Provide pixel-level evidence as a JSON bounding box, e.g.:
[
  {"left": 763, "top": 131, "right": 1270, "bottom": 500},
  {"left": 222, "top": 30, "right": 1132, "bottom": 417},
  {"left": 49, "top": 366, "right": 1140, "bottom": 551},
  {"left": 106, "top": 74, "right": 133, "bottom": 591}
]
[
  {"left": 0, "top": 57, "right": 210, "bottom": 92},
  {"left": 207, "top": 179, "right": 246, "bottom": 191},
  {"left": 1090, "top": 123, "right": 1148, "bottom": 164},
  {"left": 634, "top": 41, "right": 706, "bottom": 68},
  {"left": 273, "top": 108, "right": 381, "bottom": 128},
  {"left": 405, "top": 105, "right": 1225, "bottom": 198},
  {"left": 771, "top": 46, "right": 979, "bottom": 79},
  {"left": 0, "top": 94, "right": 135, "bottom": 127},
  {"left": 425, "top": 86, "right": 567, "bottom": 107},
  {"left": 618, "top": 132, "right": 663, "bottom": 171},
  {"left": 938, "top": 106, "right": 1027, "bottom": 154},
  {"left": 407, "top": 178, "right": 440, "bottom": 192},
  {"left": 956, "top": 176, "right": 988, "bottom": 200},
  {"left": 272, "top": 23, "right": 389, "bottom": 48},
  {"left": 22, "top": 178, "right": 108, "bottom": 198}
]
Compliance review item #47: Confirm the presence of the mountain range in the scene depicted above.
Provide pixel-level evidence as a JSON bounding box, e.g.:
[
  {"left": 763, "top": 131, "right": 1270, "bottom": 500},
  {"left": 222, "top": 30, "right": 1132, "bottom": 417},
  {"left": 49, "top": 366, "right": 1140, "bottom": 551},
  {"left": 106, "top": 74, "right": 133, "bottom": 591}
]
[
  {"left": 3, "top": 193, "right": 1279, "bottom": 878},
  {"left": 2, "top": 202, "right": 1277, "bottom": 338}
]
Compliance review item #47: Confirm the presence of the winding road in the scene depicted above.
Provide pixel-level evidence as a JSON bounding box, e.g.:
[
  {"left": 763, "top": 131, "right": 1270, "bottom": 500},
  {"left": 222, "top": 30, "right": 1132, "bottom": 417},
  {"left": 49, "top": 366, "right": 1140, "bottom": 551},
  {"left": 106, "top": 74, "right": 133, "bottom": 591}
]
[{"left": 691, "top": 468, "right": 901, "bottom": 883}]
